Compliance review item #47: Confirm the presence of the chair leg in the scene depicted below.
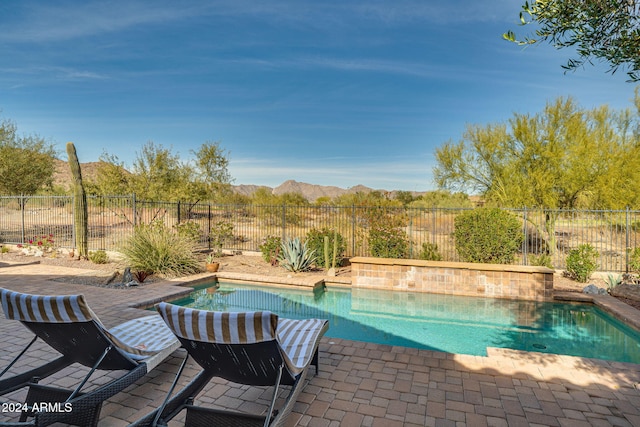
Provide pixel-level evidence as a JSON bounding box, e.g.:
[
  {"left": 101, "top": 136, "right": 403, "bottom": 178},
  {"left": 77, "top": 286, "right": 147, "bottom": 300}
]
[
  {"left": 263, "top": 365, "right": 284, "bottom": 427},
  {"left": 312, "top": 348, "right": 319, "bottom": 375}
]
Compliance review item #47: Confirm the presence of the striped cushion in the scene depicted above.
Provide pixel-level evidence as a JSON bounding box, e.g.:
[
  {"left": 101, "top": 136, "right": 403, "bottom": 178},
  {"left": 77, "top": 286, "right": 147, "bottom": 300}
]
[
  {"left": 1, "top": 288, "right": 98, "bottom": 324},
  {"left": 156, "top": 302, "right": 278, "bottom": 344},
  {"left": 156, "top": 302, "right": 328, "bottom": 376},
  {"left": 278, "top": 318, "right": 328, "bottom": 374},
  {"left": 0, "top": 288, "right": 178, "bottom": 361},
  {"left": 106, "top": 315, "right": 180, "bottom": 360}
]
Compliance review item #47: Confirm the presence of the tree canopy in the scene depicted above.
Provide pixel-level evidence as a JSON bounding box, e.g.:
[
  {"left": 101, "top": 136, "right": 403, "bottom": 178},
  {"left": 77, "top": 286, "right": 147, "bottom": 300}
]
[
  {"left": 93, "top": 141, "right": 233, "bottom": 202},
  {"left": 504, "top": 0, "right": 640, "bottom": 81},
  {"left": 0, "top": 117, "right": 58, "bottom": 195},
  {"left": 433, "top": 95, "right": 640, "bottom": 210}
]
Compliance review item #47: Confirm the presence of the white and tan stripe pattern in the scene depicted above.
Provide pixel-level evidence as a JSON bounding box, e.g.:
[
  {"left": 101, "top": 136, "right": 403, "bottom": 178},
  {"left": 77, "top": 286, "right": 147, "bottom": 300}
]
[
  {"left": 0, "top": 288, "right": 178, "bottom": 361},
  {"left": 278, "top": 318, "right": 329, "bottom": 375},
  {"left": 156, "top": 302, "right": 278, "bottom": 344},
  {"left": 1, "top": 288, "right": 95, "bottom": 323},
  {"left": 106, "top": 315, "right": 179, "bottom": 360},
  {"left": 156, "top": 302, "right": 328, "bottom": 376}
]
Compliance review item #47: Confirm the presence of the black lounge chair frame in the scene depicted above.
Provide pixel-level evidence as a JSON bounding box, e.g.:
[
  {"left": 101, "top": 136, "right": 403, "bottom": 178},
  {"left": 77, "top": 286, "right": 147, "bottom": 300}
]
[
  {"left": 130, "top": 305, "right": 327, "bottom": 427},
  {"left": 0, "top": 289, "right": 179, "bottom": 427},
  {"left": 1, "top": 319, "right": 149, "bottom": 426}
]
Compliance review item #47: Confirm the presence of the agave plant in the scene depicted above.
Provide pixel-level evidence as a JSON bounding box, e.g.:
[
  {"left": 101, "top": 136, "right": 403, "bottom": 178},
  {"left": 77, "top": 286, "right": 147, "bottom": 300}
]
[{"left": 278, "top": 237, "right": 316, "bottom": 272}]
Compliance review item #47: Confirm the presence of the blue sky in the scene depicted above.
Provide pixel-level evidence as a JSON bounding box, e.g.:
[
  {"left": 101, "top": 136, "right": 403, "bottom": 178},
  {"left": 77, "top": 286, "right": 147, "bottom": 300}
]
[{"left": 0, "top": 1, "right": 635, "bottom": 192}]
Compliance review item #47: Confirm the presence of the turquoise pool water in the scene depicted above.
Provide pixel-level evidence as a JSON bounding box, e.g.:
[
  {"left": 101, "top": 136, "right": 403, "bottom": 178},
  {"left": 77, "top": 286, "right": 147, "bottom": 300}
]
[{"left": 168, "top": 282, "right": 640, "bottom": 364}]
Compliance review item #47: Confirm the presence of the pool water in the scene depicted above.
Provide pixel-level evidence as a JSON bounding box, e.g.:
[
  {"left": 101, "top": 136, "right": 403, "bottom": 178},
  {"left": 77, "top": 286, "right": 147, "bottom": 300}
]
[{"left": 168, "top": 282, "right": 640, "bottom": 364}]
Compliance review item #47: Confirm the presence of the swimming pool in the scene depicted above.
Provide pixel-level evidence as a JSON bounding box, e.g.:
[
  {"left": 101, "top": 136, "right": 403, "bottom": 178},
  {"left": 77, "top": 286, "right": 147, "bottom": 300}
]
[{"left": 168, "top": 282, "right": 640, "bottom": 364}]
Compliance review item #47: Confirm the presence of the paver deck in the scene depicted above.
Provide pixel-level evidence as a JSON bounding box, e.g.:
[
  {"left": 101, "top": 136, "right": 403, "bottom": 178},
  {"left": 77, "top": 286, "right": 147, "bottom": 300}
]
[{"left": 1, "top": 262, "right": 640, "bottom": 426}]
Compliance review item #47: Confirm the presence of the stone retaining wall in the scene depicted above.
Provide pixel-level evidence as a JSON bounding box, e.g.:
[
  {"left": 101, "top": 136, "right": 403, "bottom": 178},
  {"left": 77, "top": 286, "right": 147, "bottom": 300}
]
[{"left": 350, "top": 257, "right": 554, "bottom": 300}]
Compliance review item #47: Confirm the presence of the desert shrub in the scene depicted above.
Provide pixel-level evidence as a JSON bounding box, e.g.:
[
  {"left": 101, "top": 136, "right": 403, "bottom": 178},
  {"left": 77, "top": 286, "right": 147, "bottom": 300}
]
[
  {"left": 418, "top": 242, "right": 443, "bottom": 261},
  {"left": 210, "top": 220, "right": 234, "bottom": 256},
  {"left": 120, "top": 222, "right": 200, "bottom": 278},
  {"left": 259, "top": 235, "right": 282, "bottom": 265},
  {"left": 278, "top": 237, "right": 316, "bottom": 272},
  {"left": 453, "top": 208, "right": 523, "bottom": 264},
  {"left": 89, "top": 250, "right": 109, "bottom": 264},
  {"left": 305, "top": 227, "right": 346, "bottom": 268},
  {"left": 369, "top": 226, "right": 410, "bottom": 258},
  {"left": 366, "top": 208, "right": 410, "bottom": 259},
  {"left": 529, "top": 253, "right": 553, "bottom": 268},
  {"left": 565, "top": 244, "right": 599, "bottom": 283},
  {"left": 173, "top": 220, "right": 201, "bottom": 243},
  {"left": 628, "top": 247, "right": 640, "bottom": 274},
  {"left": 0, "top": 245, "right": 9, "bottom": 254}
]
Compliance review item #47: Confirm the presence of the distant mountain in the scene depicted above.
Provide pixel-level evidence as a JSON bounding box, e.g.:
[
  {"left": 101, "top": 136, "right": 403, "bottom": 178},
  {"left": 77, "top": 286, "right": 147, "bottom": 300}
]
[
  {"left": 53, "top": 162, "right": 427, "bottom": 201},
  {"left": 245, "top": 179, "right": 427, "bottom": 202},
  {"left": 53, "top": 159, "right": 103, "bottom": 190}
]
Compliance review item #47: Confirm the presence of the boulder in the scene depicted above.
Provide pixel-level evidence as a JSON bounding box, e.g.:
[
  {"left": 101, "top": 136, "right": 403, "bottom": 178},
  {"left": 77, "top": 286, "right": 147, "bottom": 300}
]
[
  {"left": 583, "top": 284, "right": 607, "bottom": 295},
  {"left": 611, "top": 283, "right": 640, "bottom": 301}
]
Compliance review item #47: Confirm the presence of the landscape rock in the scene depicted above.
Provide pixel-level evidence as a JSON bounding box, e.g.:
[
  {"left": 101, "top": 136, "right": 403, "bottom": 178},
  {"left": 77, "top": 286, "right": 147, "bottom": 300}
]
[
  {"left": 611, "top": 283, "right": 640, "bottom": 302},
  {"left": 583, "top": 284, "right": 607, "bottom": 295}
]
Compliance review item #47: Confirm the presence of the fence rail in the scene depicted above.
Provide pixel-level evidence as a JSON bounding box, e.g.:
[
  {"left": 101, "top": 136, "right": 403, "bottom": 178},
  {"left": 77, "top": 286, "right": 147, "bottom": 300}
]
[{"left": 1, "top": 195, "right": 639, "bottom": 273}]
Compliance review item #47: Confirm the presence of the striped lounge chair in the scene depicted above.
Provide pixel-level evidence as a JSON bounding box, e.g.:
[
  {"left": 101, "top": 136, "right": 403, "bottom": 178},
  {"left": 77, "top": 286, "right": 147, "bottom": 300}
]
[
  {"left": 131, "top": 302, "right": 329, "bottom": 427},
  {"left": 0, "top": 288, "right": 180, "bottom": 427}
]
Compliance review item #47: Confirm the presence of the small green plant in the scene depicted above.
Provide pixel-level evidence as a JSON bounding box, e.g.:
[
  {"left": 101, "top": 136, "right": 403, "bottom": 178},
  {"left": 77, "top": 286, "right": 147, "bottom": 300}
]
[
  {"left": 418, "top": 242, "right": 443, "bottom": 261},
  {"left": 120, "top": 222, "right": 200, "bottom": 278},
  {"left": 0, "top": 245, "right": 9, "bottom": 254},
  {"left": 305, "top": 228, "right": 345, "bottom": 268},
  {"left": 529, "top": 253, "right": 553, "bottom": 268},
  {"left": 259, "top": 235, "right": 282, "bottom": 265},
  {"left": 278, "top": 237, "right": 316, "bottom": 272},
  {"left": 628, "top": 247, "right": 640, "bottom": 274},
  {"left": 210, "top": 221, "right": 234, "bottom": 257},
  {"left": 565, "top": 244, "right": 599, "bottom": 283},
  {"left": 173, "top": 221, "right": 202, "bottom": 243},
  {"left": 453, "top": 208, "right": 523, "bottom": 264},
  {"left": 604, "top": 273, "right": 622, "bottom": 291},
  {"left": 89, "top": 250, "right": 109, "bottom": 264},
  {"left": 367, "top": 210, "right": 411, "bottom": 259}
]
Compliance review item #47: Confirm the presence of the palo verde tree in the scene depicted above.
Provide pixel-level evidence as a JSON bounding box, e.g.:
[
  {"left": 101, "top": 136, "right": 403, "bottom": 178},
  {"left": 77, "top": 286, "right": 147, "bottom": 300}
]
[
  {"left": 434, "top": 95, "right": 640, "bottom": 255},
  {"left": 190, "top": 141, "right": 233, "bottom": 200},
  {"left": 504, "top": 1, "right": 640, "bottom": 81},
  {"left": 128, "top": 141, "right": 191, "bottom": 201},
  {"left": 93, "top": 141, "right": 233, "bottom": 204},
  {"left": 0, "top": 117, "right": 58, "bottom": 196}
]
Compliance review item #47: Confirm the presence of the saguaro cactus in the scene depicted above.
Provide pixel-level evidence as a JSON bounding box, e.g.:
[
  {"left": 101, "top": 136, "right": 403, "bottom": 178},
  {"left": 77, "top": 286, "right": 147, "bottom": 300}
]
[{"left": 66, "top": 142, "right": 88, "bottom": 259}]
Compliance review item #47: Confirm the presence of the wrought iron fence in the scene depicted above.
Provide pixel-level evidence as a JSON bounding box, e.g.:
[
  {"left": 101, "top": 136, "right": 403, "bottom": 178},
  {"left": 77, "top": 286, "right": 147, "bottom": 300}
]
[{"left": 1, "top": 194, "right": 639, "bottom": 272}]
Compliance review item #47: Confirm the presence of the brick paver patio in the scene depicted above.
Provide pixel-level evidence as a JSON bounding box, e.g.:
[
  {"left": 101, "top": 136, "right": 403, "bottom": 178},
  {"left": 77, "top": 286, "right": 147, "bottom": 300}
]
[{"left": 1, "top": 262, "right": 640, "bottom": 426}]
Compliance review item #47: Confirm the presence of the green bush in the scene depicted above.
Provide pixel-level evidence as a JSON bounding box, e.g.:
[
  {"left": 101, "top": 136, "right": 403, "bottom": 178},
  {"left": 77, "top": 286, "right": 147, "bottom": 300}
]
[
  {"left": 305, "top": 227, "right": 346, "bottom": 268},
  {"left": 453, "top": 208, "right": 523, "bottom": 264},
  {"left": 565, "top": 244, "right": 599, "bottom": 283},
  {"left": 120, "top": 222, "right": 201, "bottom": 278},
  {"left": 369, "top": 226, "right": 410, "bottom": 258},
  {"left": 259, "top": 235, "right": 282, "bottom": 265},
  {"left": 89, "top": 250, "right": 109, "bottom": 264},
  {"left": 173, "top": 220, "right": 202, "bottom": 243},
  {"left": 529, "top": 253, "right": 553, "bottom": 268},
  {"left": 210, "top": 220, "right": 234, "bottom": 256},
  {"left": 367, "top": 209, "right": 410, "bottom": 259},
  {"left": 628, "top": 247, "right": 640, "bottom": 274},
  {"left": 418, "top": 242, "right": 443, "bottom": 261}
]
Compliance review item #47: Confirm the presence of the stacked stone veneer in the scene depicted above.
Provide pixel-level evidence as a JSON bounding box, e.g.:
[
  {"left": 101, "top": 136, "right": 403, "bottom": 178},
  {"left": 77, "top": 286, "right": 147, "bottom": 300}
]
[{"left": 350, "top": 257, "right": 554, "bottom": 300}]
